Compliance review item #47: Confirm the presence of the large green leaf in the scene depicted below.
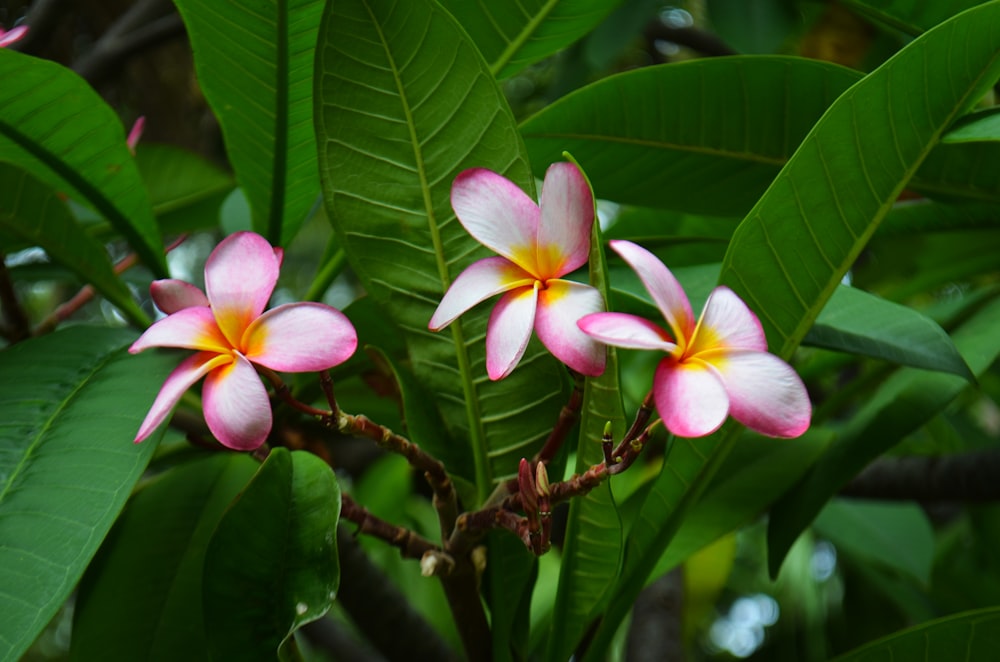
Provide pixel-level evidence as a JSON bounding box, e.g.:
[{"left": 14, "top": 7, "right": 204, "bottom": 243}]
[
  {"left": 315, "top": 0, "right": 569, "bottom": 502},
  {"left": 71, "top": 453, "right": 259, "bottom": 661},
  {"left": 520, "top": 56, "right": 861, "bottom": 216},
  {"left": 768, "top": 294, "right": 1000, "bottom": 576},
  {"left": 520, "top": 54, "right": 1000, "bottom": 217},
  {"left": 806, "top": 284, "right": 974, "bottom": 380},
  {"left": 942, "top": 107, "right": 1000, "bottom": 143},
  {"left": 547, "top": 210, "right": 625, "bottom": 662},
  {"left": 841, "top": 0, "right": 991, "bottom": 34},
  {"left": 0, "top": 163, "right": 147, "bottom": 326},
  {"left": 0, "top": 326, "right": 178, "bottom": 661},
  {"left": 0, "top": 51, "right": 166, "bottom": 276},
  {"left": 833, "top": 606, "right": 1000, "bottom": 661},
  {"left": 204, "top": 449, "right": 340, "bottom": 660},
  {"left": 437, "top": 0, "right": 622, "bottom": 79},
  {"left": 135, "top": 144, "right": 235, "bottom": 235},
  {"left": 582, "top": 4, "right": 1000, "bottom": 656},
  {"left": 173, "top": 0, "right": 323, "bottom": 245}
]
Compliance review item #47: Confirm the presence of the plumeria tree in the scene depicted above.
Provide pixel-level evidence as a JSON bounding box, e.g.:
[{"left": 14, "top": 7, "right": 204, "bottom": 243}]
[{"left": 3, "top": 1, "right": 1000, "bottom": 660}]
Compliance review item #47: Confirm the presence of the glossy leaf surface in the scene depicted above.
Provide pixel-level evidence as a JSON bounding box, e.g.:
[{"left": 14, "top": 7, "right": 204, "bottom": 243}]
[
  {"left": 0, "top": 50, "right": 165, "bottom": 276},
  {"left": 833, "top": 606, "right": 1000, "bottom": 661},
  {"left": 173, "top": 0, "right": 323, "bottom": 244},
  {"left": 0, "top": 327, "right": 177, "bottom": 661},
  {"left": 315, "top": 0, "right": 568, "bottom": 502},
  {"left": 204, "top": 449, "right": 340, "bottom": 660}
]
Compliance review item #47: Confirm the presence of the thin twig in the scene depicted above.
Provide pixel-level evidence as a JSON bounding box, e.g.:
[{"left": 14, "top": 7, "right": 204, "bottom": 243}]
[{"left": 340, "top": 494, "right": 440, "bottom": 561}]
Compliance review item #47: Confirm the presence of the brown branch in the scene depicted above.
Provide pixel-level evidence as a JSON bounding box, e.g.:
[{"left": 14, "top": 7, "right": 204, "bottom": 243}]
[
  {"left": 643, "top": 19, "right": 738, "bottom": 59},
  {"left": 340, "top": 494, "right": 439, "bottom": 561}
]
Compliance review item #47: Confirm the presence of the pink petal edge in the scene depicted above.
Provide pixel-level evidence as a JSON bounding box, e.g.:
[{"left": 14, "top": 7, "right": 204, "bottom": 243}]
[
  {"left": 150, "top": 279, "right": 210, "bottom": 314},
  {"left": 204, "top": 231, "right": 281, "bottom": 347},
  {"left": 689, "top": 286, "right": 767, "bottom": 356},
  {"left": 711, "top": 350, "right": 811, "bottom": 438},
  {"left": 485, "top": 285, "right": 539, "bottom": 380},
  {"left": 534, "top": 280, "right": 606, "bottom": 376},
  {"left": 244, "top": 302, "right": 358, "bottom": 372},
  {"left": 202, "top": 352, "right": 273, "bottom": 450},
  {"left": 129, "top": 306, "right": 230, "bottom": 355},
  {"left": 537, "top": 162, "right": 594, "bottom": 277},
  {"left": 133, "top": 352, "right": 228, "bottom": 443},
  {"left": 577, "top": 311, "right": 677, "bottom": 352},
  {"left": 654, "top": 358, "right": 730, "bottom": 438},
  {"left": 429, "top": 256, "right": 534, "bottom": 330},
  {"left": 451, "top": 169, "right": 541, "bottom": 272}
]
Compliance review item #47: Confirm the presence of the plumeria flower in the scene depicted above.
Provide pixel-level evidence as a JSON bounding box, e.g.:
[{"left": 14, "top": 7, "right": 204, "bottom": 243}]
[
  {"left": 578, "top": 240, "right": 810, "bottom": 438},
  {"left": 0, "top": 24, "right": 27, "bottom": 48},
  {"left": 428, "top": 163, "right": 606, "bottom": 380},
  {"left": 129, "top": 231, "right": 358, "bottom": 450}
]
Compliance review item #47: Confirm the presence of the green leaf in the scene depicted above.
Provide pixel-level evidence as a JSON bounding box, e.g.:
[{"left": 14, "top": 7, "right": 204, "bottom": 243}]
[
  {"left": 841, "top": 0, "right": 991, "bottom": 35},
  {"left": 0, "top": 326, "right": 178, "bottom": 661},
  {"left": 315, "top": 0, "right": 569, "bottom": 502},
  {"left": 547, "top": 195, "right": 625, "bottom": 662},
  {"left": 204, "top": 449, "right": 340, "bottom": 660},
  {"left": 768, "top": 293, "right": 1000, "bottom": 577},
  {"left": 438, "top": 0, "right": 622, "bottom": 79},
  {"left": 0, "top": 51, "right": 166, "bottom": 276},
  {"left": 173, "top": 0, "right": 323, "bottom": 245},
  {"left": 878, "top": 200, "right": 1000, "bottom": 235},
  {"left": 0, "top": 163, "right": 147, "bottom": 326},
  {"left": 942, "top": 107, "right": 1000, "bottom": 143},
  {"left": 814, "top": 499, "right": 934, "bottom": 586},
  {"left": 520, "top": 56, "right": 862, "bottom": 216},
  {"left": 651, "top": 430, "right": 832, "bottom": 576},
  {"left": 71, "top": 453, "right": 259, "bottom": 661},
  {"left": 805, "top": 285, "right": 974, "bottom": 380},
  {"left": 135, "top": 144, "right": 235, "bottom": 234},
  {"left": 583, "top": 5, "right": 1000, "bottom": 656},
  {"left": 832, "top": 606, "right": 1000, "bottom": 661}
]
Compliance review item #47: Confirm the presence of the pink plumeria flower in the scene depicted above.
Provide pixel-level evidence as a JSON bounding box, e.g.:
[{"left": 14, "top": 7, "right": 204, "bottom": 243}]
[
  {"left": 578, "top": 240, "right": 810, "bottom": 438},
  {"left": 428, "top": 163, "right": 606, "bottom": 380},
  {"left": 0, "top": 24, "right": 27, "bottom": 48},
  {"left": 129, "top": 231, "right": 358, "bottom": 450}
]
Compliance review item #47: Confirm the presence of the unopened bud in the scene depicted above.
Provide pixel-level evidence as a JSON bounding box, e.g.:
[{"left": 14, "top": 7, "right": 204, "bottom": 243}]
[
  {"left": 420, "top": 552, "right": 439, "bottom": 577},
  {"left": 535, "top": 462, "right": 550, "bottom": 497},
  {"left": 518, "top": 458, "right": 538, "bottom": 513}
]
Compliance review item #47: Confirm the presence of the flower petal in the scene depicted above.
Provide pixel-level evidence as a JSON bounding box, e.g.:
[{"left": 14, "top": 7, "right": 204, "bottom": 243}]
[
  {"left": 486, "top": 285, "right": 539, "bottom": 380},
  {"left": 578, "top": 312, "right": 677, "bottom": 352},
  {"left": 711, "top": 350, "right": 811, "bottom": 438},
  {"left": 429, "top": 256, "right": 534, "bottom": 330},
  {"left": 689, "top": 286, "right": 767, "bottom": 356},
  {"left": 0, "top": 25, "right": 28, "bottom": 48},
  {"left": 451, "top": 168, "right": 541, "bottom": 274},
  {"left": 133, "top": 352, "right": 229, "bottom": 443},
  {"left": 205, "top": 231, "right": 281, "bottom": 347},
  {"left": 244, "top": 302, "right": 358, "bottom": 371},
  {"left": 202, "top": 351, "right": 273, "bottom": 450},
  {"left": 535, "top": 280, "right": 606, "bottom": 376},
  {"left": 150, "top": 279, "right": 210, "bottom": 314},
  {"left": 610, "top": 240, "right": 695, "bottom": 346},
  {"left": 129, "top": 306, "right": 231, "bottom": 354},
  {"left": 654, "top": 357, "right": 730, "bottom": 438},
  {"left": 537, "top": 162, "right": 594, "bottom": 277}
]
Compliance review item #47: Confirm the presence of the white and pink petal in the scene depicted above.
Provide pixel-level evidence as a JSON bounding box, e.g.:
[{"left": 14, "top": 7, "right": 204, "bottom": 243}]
[
  {"left": 244, "top": 302, "right": 358, "bottom": 372},
  {"left": 710, "top": 350, "right": 811, "bottom": 438},
  {"left": 205, "top": 231, "right": 281, "bottom": 346},
  {"left": 129, "top": 306, "right": 231, "bottom": 355},
  {"left": 654, "top": 358, "right": 730, "bottom": 438},
  {"left": 535, "top": 280, "right": 606, "bottom": 376},
  {"left": 150, "top": 279, "right": 210, "bottom": 314},
  {"left": 689, "top": 286, "right": 767, "bottom": 356},
  {"left": 133, "top": 351, "right": 230, "bottom": 443},
  {"left": 610, "top": 240, "right": 695, "bottom": 345},
  {"left": 451, "top": 169, "right": 541, "bottom": 273},
  {"left": 202, "top": 351, "right": 273, "bottom": 450},
  {"left": 485, "top": 284, "right": 539, "bottom": 380},
  {"left": 578, "top": 312, "right": 677, "bottom": 352},
  {"left": 536, "top": 162, "right": 594, "bottom": 277},
  {"left": 429, "top": 256, "right": 534, "bottom": 330}
]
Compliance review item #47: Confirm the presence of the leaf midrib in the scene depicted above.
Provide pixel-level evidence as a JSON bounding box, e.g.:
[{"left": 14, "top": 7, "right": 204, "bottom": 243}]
[
  {"left": 490, "top": 0, "right": 559, "bottom": 77},
  {"left": 362, "top": 0, "right": 491, "bottom": 500}
]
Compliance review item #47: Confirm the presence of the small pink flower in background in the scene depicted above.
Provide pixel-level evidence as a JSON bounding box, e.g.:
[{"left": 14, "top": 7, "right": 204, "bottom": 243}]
[
  {"left": 0, "top": 24, "right": 27, "bottom": 48},
  {"left": 429, "top": 163, "right": 606, "bottom": 380},
  {"left": 130, "top": 231, "right": 358, "bottom": 450},
  {"left": 578, "top": 240, "right": 810, "bottom": 438},
  {"left": 126, "top": 116, "right": 145, "bottom": 154}
]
